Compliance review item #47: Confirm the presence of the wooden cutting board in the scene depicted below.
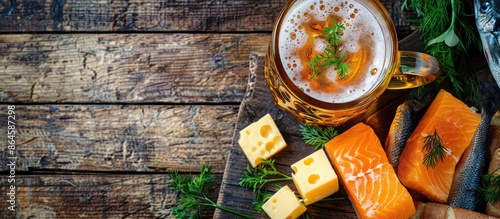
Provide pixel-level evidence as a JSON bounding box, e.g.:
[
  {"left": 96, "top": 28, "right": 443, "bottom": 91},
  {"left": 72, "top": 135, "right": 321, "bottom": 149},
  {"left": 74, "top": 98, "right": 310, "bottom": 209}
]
[{"left": 214, "top": 32, "right": 427, "bottom": 218}]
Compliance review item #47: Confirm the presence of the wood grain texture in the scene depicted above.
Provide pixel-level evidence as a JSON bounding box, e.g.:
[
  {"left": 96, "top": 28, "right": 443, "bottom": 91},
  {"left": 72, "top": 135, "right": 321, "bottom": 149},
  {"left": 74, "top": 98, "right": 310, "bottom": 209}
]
[
  {"left": 0, "top": 173, "right": 222, "bottom": 218},
  {"left": 0, "top": 0, "right": 414, "bottom": 33},
  {"left": 0, "top": 33, "right": 269, "bottom": 103},
  {"left": 0, "top": 0, "right": 285, "bottom": 32},
  {"left": 0, "top": 104, "right": 239, "bottom": 172}
]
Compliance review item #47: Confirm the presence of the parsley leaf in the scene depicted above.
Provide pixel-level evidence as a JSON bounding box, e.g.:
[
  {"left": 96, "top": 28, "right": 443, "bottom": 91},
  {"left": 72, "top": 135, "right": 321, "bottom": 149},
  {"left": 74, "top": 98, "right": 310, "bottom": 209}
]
[{"left": 308, "top": 21, "right": 350, "bottom": 79}]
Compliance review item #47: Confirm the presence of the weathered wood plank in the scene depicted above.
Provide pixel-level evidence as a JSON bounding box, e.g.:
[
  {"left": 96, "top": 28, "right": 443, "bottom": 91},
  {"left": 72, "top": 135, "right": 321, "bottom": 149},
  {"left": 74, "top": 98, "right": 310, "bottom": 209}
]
[
  {"left": 0, "top": 0, "right": 285, "bottom": 32},
  {"left": 0, "top": 104, "right": 239, "bottom": 172},
  {"left": 0, "top": 33, "right": 269, "bottom": 103},
  {"left": 0, "top": 0, "right": 414, "bottom": 33},
  {"left": 0, "top": 173, "right": 222, "bottom": 218}
]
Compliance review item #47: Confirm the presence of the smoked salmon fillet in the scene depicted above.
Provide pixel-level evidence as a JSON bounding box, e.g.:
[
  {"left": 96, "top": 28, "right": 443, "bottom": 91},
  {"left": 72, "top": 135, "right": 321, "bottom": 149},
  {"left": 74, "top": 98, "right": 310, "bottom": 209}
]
[
  {"left": 325, "top": 123, "right": 415, "bottom": 219},
  {"left": 397, "top": 89, "right": 481, "bottom": 203}
]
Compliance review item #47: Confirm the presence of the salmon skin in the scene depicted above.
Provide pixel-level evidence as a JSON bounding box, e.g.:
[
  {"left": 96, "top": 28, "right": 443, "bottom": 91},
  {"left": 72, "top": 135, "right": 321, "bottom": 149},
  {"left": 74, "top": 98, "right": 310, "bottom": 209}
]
[
  {"left": 448, "top": 0, "right": 500, "bottom": 210},
  {"left": 475, "top": 0, "right": 500, "bottom": 88},
  {"left": 397, "top": 89, "right": 481, "bottom": 203},
  {"left": 385, "top": 86, "right": 438, "bottom": 173},
  {"left": 448, "top": 71, "right": 500, "bottom": 210}
]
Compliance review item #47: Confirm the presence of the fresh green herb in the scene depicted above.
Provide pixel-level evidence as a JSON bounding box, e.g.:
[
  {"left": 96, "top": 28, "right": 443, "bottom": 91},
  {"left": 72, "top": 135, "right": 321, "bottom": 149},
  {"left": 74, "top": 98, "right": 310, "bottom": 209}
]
[
  {"left": 169, "top": 166, "right": 252, "bottom": 219},
  {"left": 239, "top": 159, "right": 292, "bottom": 193},
  {"left": 308, "top": 21, "right": 350, "bottom": 79},
  {"left": 481, "top": 170, "right": 500, "bottom": 203},
  {"left": 252, "top": 191, "right": 274, "bottom": 214},
  {"left": 422, "top": 130, "right": 449, "bottom": 169},
  {"left": 239, "top": 160, "right": 292, "bottom": 215},
  {"left": 249, "top": 179, "right": 345, "bottom": 215},
  {"left": 323, "top": 24, "right": 345, "bottom": 47},
  {"left": 300, "top": 124, "right": 339, "bottom": 150},
  {"left": 239, "top": 159, "right": 345, "bottom": 215},
  {"left": 427, "top": 0, "right": 461, "bottom": 48},
  {"left": 402, "top": 0, "right": 481, "bottom": 107},
  {"left": 252, "top": 184, "right": 282, "bottom": 214}
]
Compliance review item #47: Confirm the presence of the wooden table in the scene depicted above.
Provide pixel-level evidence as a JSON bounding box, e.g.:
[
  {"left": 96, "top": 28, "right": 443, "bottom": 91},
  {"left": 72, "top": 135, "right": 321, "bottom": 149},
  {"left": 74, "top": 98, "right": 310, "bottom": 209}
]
[{"left": 0, "top": 0, "right": 416, "bottom": 218}]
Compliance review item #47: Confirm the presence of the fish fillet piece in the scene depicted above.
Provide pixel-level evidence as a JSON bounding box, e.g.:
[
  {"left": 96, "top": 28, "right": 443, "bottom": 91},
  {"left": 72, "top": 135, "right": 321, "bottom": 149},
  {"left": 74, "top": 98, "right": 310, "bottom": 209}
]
[
  {"left": 384, "top": 86, "right": 438, "bottom": 173},
  {"left": 325, "top": 123, "right": 415, "bottom": 219},
  {"left": 397, "top": 89, "right": 481, "bottom": 203}
]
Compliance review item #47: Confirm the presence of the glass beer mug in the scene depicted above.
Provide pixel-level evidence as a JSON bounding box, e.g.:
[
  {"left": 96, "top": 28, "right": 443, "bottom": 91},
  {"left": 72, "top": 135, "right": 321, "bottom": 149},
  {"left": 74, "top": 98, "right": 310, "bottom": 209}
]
[{"left": 265, "top": 0, "right": 440, "bottom": 126}]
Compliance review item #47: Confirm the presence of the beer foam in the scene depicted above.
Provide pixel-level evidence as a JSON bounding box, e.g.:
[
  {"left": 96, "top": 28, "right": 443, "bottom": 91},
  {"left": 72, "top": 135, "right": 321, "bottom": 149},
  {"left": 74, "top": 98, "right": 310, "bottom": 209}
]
[{"left": 278, "top": 0, "right": 390, "bottom": 103}]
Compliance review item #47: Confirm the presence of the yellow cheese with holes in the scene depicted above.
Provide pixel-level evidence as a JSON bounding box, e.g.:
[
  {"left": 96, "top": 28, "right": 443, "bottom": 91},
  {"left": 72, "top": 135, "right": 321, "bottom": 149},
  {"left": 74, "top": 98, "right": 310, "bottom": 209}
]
[
  {"left": 238, "top": 114, "right": 287, "bottom": 167},
  {"left": 291, "top": 149, "right": 339, "bottom": 205},
  {"left": 262, "top": 185, "right": 307, "bottom": 219}
]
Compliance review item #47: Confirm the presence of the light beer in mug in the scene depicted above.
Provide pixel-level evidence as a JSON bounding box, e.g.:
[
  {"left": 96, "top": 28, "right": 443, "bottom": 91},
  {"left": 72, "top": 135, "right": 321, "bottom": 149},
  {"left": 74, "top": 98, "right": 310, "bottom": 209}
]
[{"left": 265, "top": 0, "right": 439, "bottom": 126}]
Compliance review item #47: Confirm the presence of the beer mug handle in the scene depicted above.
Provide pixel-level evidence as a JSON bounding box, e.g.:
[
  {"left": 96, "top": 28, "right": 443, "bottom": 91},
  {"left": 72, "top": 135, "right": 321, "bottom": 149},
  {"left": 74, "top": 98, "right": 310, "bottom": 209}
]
[{"left": 387, "top": 51, "right": 440, "bottom": 89}]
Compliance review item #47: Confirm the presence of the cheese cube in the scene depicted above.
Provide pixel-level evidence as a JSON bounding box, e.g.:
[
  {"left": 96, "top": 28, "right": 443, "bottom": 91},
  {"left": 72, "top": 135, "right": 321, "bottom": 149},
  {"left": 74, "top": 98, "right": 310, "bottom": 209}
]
[
  {"left": 238, "top": 114, "right": 287, "bottom": 167},
  {"left": 262, "top": 185, "right": 307, "bottom": 219},
  {"left": 291, "top": 149, "right": 339, "bottom": 205}
]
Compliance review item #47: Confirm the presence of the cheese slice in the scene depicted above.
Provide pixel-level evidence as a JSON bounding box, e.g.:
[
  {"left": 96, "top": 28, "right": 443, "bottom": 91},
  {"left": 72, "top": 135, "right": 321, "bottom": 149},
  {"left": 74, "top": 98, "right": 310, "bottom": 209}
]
[
  {"left": 262, "top": 185, "right": 307, "bottom": 219},
  {"left": 238, "top": 114, "right": 287, "bottom": 167},
  {"left": 291, "top": 149, "right": 339, "bottom": 205}
]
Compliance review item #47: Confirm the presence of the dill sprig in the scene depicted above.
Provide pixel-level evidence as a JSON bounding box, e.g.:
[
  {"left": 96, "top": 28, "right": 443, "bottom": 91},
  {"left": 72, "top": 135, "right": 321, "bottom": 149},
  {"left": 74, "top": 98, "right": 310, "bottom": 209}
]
[
  {"left": 253, "top": 191, "right": 274, "bottom": 214},
  {"left": 480, "top": 170, "right": 500, "bottom": 203},
  {"left": 252, "top": 184, "right": 282, "bottom": 214},
  {"left": 308, "top": 21, "right": 350, "bottom": 79},
  {"left": 169, "top": 166, "right": 252, "bottom": 219},
  {"left": 422, "top": 130, "right": 449, "bottom": 169},
  {"left": 300, "top": 124, "right": 339, "bottom": 150},
  {"left": 239, "top": 159, "right": 292, "bottom": 193},
  {"left": 239, "top": 160, "right": 292, "bottom": 215},
  {"left": 239, "top": 159, "right": 344, "bottom": 215},
  {"left": 402, "top": 0, "right": 481, "bottom": 107},
  {"left": 249, "top": 181, "right": 345, "bottom": 215},
  {"left": 427, "top": 0, "right": 462, "bottom": 49}
]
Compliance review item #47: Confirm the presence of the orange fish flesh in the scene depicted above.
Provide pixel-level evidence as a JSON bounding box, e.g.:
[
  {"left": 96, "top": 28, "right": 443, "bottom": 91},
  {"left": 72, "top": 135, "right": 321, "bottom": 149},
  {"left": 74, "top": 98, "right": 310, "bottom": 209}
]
[
  {"left": 325, "top": 123, "right": 415, "bottom": 219},
  {"left": 397, "top": 89, "right": 481, "bottom": 203}
]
